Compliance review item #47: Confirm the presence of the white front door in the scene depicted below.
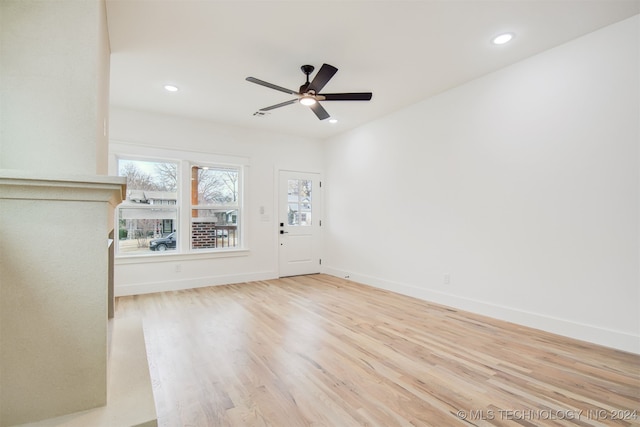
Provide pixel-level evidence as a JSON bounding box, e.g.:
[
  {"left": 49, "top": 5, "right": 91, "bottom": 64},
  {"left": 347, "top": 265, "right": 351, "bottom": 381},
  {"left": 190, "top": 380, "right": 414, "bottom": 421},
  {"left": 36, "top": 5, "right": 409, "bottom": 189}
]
[{"left": 278, "top": 171, "right": 321, "bottom": 277}]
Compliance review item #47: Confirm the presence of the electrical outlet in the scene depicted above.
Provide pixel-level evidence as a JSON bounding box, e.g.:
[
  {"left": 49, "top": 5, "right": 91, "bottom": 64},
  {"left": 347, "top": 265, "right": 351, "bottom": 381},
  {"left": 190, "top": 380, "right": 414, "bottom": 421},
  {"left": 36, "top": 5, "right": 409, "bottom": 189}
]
[
  {"left": 444, "top": 273, "right": 451, "bottom": 285},
  {"left": 175, "top": 264, "right": 182, "bottom": 273}
]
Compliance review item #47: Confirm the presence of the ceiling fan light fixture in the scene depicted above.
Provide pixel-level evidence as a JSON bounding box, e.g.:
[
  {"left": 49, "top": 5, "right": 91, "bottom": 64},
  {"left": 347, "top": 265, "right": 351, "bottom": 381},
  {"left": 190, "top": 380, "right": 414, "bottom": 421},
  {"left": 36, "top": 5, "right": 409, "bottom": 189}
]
[{"left": 299, "top": 95, "right": 316, "bottom": 106}]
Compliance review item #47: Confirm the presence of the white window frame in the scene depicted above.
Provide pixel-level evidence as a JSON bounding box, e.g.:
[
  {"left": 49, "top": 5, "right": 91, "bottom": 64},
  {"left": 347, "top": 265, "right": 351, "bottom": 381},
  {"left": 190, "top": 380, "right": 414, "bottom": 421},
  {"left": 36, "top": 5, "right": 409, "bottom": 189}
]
[
  {"left": 189, "top": 162, "right": 243, "bottom": 252},
  {"left": 110, "top": 144, "right": 249, "bottom": 260},
  {"left": 115, "top": 156, "right": 181, "bottom": 257}
]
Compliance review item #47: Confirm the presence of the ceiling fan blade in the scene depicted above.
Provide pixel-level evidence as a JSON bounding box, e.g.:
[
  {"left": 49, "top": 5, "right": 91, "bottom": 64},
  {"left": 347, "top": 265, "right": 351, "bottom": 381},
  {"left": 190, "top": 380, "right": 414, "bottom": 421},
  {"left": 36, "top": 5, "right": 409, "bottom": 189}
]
[
  {"left": 309, "top": 102, "right": 330, "bottom": 120},
  {"left": 308, "top": 64, "right": 338, "bottom": 93},
  {"left": 246, "top": 77, "right": 298, "bottom": 95},
  {"left": 321, "top": 92, "right": 373, "bottom": 101},
  {"left": 259, "top": 99, "right": 298, "bottom": 111}
]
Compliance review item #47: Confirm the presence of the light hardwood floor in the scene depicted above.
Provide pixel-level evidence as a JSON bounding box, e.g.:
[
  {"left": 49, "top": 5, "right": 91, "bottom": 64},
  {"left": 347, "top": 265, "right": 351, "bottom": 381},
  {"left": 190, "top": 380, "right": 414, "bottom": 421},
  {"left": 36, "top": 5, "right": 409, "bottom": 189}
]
[{"left": 115, "top": 274, "right": 639, "bottom": 426}]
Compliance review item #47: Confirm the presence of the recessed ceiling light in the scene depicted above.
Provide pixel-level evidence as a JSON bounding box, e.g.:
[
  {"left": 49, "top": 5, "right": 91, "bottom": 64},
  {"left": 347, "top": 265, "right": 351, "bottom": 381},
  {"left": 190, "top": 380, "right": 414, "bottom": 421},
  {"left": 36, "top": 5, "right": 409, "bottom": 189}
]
[
  {"left": 492, "top": 32, "right": 514, "bottom": 45},
  {"left": 164, "top": 84, "right": 179, "bottom": 92},
  {"left": 329, "top": 119, "right": 338, "bottom": 124}
]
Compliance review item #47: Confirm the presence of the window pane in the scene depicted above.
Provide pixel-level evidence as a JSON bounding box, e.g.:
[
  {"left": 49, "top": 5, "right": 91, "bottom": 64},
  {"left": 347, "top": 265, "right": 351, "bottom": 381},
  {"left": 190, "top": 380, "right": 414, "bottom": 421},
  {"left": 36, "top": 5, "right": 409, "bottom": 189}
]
[
  {"left": 192, "top": 209, "right": 239, "bottom": 249},
  {"left": 118, "top": 159, "right": 179, "bottom": 255},
  {"left": 287, "top": 179, "right": 312, "bottom": 226},
  {"left": 118, "top": 208, "right": 178, "bottom": 254},
  {"left": 191, "top": 166, "right": 238, "bottom": 206},
  {"left": 191, "top": 165, "right": 241, "bottom": 250},
  {"left": 119, "top": 159, "right": 178, "bottom": 195}
]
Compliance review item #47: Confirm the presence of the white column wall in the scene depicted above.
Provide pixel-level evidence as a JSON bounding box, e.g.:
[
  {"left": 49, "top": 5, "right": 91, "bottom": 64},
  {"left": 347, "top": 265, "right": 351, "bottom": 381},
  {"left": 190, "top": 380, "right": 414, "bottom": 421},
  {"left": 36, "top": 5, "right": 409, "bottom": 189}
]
[
  {"left": 0, "top": 0, "right": 110, "bottom": 175},
  {"left": 323, "top": 16, "right": 639, "bottom": 353},
  {"left": 0, "top": 1, "right": 118, "bottom": 424}
]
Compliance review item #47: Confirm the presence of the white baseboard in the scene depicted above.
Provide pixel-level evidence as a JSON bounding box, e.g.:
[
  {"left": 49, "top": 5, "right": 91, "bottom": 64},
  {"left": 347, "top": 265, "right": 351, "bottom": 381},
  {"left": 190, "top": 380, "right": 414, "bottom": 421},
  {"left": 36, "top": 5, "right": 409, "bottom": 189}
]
[
  {"left": 114, "top": 270, "right": 278, "bottom": 296},
  {"left": 322, "top": 267, "right": 640, "bottom": 355}
]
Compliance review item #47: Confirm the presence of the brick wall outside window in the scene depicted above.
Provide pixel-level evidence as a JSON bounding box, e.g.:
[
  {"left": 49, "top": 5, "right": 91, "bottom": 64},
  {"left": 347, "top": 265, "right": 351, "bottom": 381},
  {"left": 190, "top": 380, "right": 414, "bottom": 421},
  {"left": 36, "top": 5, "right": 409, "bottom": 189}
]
[{"left": 192, "top": 222, "right": 217, "bottom": 249}]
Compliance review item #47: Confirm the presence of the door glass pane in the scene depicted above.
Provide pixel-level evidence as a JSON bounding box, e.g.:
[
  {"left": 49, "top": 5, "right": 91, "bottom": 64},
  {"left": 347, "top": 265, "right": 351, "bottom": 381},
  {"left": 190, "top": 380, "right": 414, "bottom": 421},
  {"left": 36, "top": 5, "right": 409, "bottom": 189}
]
[{"left": 287, "top": 179, "right": 312, "bottom": 226}]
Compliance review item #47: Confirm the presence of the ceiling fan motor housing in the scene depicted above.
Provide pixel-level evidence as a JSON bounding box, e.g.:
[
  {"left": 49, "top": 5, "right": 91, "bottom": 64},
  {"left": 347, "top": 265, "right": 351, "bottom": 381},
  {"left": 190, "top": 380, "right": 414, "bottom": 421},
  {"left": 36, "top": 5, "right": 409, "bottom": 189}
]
[{"left": 300, "top": 83, "right": 311, "bottom": 94}]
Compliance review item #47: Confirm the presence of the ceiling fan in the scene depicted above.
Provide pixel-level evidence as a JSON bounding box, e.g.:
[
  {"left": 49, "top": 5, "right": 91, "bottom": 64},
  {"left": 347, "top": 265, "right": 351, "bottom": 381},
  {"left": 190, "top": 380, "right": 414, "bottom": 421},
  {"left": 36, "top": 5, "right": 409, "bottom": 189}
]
[{"left": 246, "top": 63, "right": 372, "bottom": 120}]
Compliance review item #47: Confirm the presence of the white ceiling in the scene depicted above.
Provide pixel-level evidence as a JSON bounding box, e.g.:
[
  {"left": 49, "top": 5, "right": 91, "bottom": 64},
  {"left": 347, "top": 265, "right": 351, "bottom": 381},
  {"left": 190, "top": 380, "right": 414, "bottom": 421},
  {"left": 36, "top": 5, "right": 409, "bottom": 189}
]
[{"left": 106, "top": 0, "right": 639, "bottom": 140}]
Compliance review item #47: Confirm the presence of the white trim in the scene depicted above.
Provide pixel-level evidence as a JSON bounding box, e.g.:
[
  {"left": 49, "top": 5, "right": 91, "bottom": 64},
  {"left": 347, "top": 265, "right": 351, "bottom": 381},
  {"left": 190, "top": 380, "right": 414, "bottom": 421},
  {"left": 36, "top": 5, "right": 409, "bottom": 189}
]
[
  {"left": 115, "top": 270, "right": 277, "bottom": 296},
  {"left": 323, "top": 267, "right": 640, "bottom": 355},
  {"left": 115, "top": 249, "right": 249, "bottom": 264},
  {"left": 110, "top": 139, "right": 251, "bottom": 166}
]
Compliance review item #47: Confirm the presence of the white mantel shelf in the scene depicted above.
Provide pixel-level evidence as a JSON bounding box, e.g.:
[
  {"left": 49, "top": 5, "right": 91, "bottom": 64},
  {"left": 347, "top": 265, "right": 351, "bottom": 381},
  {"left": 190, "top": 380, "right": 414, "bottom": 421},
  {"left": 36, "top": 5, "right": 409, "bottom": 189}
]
[{"left": 0, "top": 170, "right": 126, "bottom": 205}]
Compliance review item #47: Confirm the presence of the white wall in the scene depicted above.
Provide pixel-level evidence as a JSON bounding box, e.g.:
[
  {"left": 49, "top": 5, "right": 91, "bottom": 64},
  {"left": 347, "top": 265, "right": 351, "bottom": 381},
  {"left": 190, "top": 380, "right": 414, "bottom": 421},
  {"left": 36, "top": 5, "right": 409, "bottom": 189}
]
[
  {"left": 109, "top": 108, "right": 324, "bottom": 295},
  {"left": 323, "top": 16, "right": 639, "bottom": 354},
  {"left": 0, "top": 0, "right": 110, "bottom": 175}
]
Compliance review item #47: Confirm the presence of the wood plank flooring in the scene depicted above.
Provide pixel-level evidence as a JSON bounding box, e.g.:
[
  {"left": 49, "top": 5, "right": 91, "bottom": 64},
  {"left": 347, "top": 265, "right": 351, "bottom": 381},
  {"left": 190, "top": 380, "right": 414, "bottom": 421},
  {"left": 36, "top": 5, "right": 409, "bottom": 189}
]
[{"left": 115, "top": 274, "right": 640, "bottom": 427}]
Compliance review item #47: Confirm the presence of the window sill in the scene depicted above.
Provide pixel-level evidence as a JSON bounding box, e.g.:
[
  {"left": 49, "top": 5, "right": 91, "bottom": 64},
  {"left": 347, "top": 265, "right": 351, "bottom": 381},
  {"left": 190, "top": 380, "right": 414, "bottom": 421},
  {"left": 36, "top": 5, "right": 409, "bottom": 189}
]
[{"left": 115, "top": 248, "right": 250, "bottom": 265}]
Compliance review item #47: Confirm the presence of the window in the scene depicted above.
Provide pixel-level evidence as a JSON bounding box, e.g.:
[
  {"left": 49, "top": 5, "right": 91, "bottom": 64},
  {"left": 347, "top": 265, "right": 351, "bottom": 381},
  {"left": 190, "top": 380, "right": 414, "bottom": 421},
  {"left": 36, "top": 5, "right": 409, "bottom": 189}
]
[
  {"left": 117, "top": 159, "right": 178, "bottom": 254},
  {"left": 191, "top": 165, "right": 240, "bottom": 250},
  {"left": 287, "top": 179, "right": 312, "bottom": 226},
  {"left": 115, "top": 157, "right": 243, "bottom": 256}
]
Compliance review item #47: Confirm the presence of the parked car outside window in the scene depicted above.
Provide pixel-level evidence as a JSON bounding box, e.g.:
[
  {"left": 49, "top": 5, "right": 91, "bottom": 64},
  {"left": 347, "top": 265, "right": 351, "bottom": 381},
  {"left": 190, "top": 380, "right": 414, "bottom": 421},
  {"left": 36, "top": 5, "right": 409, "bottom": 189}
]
[{"left": 149, "top": 233, "right": 176, "bottom": 251}]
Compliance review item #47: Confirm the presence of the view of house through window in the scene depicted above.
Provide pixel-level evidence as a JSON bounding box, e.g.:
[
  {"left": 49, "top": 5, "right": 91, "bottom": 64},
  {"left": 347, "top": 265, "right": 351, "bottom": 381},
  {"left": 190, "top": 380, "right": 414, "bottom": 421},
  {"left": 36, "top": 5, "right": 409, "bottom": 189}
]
[
  {"left": 191, "top": 166, "right": 240, "bottom": 249},
  {"left": 117, "top": 159, "right": 178, "bottom": 254}
]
